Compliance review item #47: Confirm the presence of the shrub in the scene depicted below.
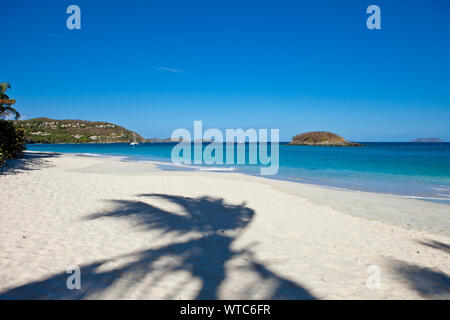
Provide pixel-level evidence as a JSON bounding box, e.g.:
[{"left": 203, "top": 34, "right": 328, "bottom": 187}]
[{"left": 0, "top": 120, "right": 26, "bottom": 165}]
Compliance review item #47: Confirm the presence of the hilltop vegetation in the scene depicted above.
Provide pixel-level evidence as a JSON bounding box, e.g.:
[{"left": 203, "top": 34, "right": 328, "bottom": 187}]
[
  {"left": 289, "top": 131, "right": 362, "bottom": 146},
  {"left": 14, "top": 118, "right": 145, "bottom": 144}
]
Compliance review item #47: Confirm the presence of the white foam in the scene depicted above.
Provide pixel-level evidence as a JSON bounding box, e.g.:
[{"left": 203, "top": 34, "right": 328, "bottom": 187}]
[
  {"left": 199, "top": 167, "right": 235, "bottom": 172},
  {"left": 429, "top": 186, "right": 450, "bottom": 192},
  {"left": 74, "top": 153, "right": 128, "bottom": 161},
  {"left": 400, "top": 195, "right": 450, "bottom": 201}
]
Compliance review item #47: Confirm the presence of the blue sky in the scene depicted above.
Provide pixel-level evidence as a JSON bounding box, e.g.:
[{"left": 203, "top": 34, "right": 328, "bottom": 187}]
[{"left": 1, "top": 0, "right": 449, "bottom": 141}]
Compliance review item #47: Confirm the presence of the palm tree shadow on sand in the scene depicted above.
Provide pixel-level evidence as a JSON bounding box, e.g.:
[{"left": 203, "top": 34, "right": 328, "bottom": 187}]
[
  {"left": 0, "top": 152, "right": 59, "bottom": 175},
  {"left": 389, "top": 258, "right": 450, "bottom": 299},
  {"left": 0, "top": 194, "right": 315, "bottom": 300}
]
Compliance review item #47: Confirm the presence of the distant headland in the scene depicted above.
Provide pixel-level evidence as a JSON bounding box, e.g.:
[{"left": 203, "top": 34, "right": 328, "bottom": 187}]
[
  {"left": 409, "top": 138, "right": 444, "bottom": 143},
  {"left": 14, "top": 118, "right": 144, "bottom": 144},
  {"left": 289, "top": 131, "right": 362, "bottom": 147}
]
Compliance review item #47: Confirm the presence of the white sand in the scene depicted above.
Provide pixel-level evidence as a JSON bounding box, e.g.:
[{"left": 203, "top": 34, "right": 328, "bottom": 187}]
[{"left": 0, "top": 151, "right": 449, "bottom": 299}]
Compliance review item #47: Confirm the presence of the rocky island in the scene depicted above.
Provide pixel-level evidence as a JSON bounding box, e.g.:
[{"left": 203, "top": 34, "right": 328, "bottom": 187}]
[{"left": 289, "top": 131, "right": 362, "bottom": 146}]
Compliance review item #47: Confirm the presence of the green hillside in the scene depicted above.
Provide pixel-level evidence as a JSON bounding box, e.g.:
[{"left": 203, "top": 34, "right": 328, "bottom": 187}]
[{"left": 13, "top": 118, "right": 144, "bottom": 144}]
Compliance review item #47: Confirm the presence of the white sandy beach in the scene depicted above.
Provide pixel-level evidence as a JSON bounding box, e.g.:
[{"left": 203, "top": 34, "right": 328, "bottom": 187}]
[{"left": 0, "top": 151, "right": 449, "bottom": 299}]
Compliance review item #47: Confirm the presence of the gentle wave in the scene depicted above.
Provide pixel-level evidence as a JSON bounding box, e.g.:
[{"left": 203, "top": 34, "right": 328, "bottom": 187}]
[
  {"left": 73, "top": 152, "right": 128, "bottom": 160},
  {"left": 429, "top": 186, "right": 450, "bottom": 192},
  {"left": 159, "top": 161, "right": 236, "bottom": 172},
  {"left": 400, "top": 195, "right": 450, "bottom": 201},
  {"left": 199, "top": 167, "right": 236, "bottom": 172}
]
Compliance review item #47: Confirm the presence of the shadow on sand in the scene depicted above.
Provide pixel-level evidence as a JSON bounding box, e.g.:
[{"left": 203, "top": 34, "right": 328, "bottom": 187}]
[
  {"left": 388, "top": 239, "right": 450, "bottom": 299},
  {"left": 0, "top": 151, "right": 60, "bottom": 175},
  {"left": 390, "top": 258, "right": 450, "bottom": 299},
  {"left": 0, "top": 193, "right": 315, "bottom": 300},
  {"left": 418, "top": 239, "right": 450, "bottom": 254}
]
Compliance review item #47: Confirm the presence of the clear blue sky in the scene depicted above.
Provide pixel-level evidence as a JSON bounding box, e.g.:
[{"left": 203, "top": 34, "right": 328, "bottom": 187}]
[{"left": 1, "top": 0, "right": 449, "bottom": 141}]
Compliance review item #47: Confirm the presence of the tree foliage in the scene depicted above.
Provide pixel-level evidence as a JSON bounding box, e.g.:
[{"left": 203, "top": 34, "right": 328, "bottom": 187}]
[
  {"left": 0, "top": 82, "right": 20, "bottom": 120},
  {"left": 0, "top": 121, "right": 26, "bottom": 164},
  {"left": 0, "top": 83, "right": 25, "bottom": 164}
]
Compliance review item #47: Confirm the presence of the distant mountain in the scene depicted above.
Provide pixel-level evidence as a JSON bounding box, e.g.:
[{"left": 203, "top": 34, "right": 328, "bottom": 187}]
[
  {"left": 410, "top": 138, "right": 444, "bottom": 143},
  {"left": 146, "top": 137, "right": 173, "bottom": 143},
  {"left": 14, "top": 118, "right": 144, "bottom": 144},
  {"left": 289, "top": 131, "right": 362, "bottom": 146},
  {"left": 146, "top": 137, "right": 214, "bottom": 143}
]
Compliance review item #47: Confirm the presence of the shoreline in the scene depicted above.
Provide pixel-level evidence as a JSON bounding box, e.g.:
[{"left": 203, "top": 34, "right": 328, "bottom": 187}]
[
  {"left": 17, "top": 151, "right": 450, "bottom": 236},
  {"left": 26, "top": 149, "right": 450, "bottom": 204},
  {"left": 1, "top": 151, "right": 449, "bottom": 299}
]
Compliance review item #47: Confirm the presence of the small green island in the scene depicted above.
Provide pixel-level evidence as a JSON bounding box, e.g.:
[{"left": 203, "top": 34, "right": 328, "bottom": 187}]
[
  {"left": 13, "top": 118, "right": 145, "bottom": 144},
  {"left": 289, "top": 131, "right": 362, "bottom": 146}
]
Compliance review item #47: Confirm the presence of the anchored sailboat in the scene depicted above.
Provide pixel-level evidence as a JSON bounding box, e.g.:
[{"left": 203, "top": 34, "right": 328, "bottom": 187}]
[{"left": 130, "top": 133, "right": 139, "bottom": 146}]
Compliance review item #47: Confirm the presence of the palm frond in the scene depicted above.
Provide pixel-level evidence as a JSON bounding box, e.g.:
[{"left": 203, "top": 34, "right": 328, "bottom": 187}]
[
  {"left": 0, "top": 82, "right": 11, "bottom": 95},
  {"left": 0, "top": 105, "right": 21, "bottom": 120}
]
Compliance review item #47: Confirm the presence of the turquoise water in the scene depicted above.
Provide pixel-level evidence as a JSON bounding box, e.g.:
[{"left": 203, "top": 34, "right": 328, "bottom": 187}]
[{"left": 26, "top": 142, "right": 450, "bottom": 202}]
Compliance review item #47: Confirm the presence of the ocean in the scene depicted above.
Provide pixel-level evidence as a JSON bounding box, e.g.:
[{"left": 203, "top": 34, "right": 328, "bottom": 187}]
[{"left": 26, "top": 142, "right": 450, "bottom": 203}]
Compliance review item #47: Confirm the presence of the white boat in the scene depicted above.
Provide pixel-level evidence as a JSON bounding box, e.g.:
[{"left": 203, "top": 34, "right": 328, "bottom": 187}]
[{"left": 130, "top": 133, "right": 139, "bottom": 146}]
